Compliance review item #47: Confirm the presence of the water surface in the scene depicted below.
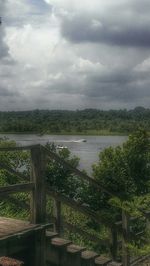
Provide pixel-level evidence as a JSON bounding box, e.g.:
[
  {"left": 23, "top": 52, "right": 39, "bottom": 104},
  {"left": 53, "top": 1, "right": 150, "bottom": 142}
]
[{"left": 0, "top": 134, "right": 127, "bottom": 174}]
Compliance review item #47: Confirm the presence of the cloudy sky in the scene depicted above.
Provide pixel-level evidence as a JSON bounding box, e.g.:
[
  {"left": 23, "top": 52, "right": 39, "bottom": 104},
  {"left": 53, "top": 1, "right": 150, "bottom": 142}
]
[{"left": 0, "top": 0, "right": 150, "bottom": 110}]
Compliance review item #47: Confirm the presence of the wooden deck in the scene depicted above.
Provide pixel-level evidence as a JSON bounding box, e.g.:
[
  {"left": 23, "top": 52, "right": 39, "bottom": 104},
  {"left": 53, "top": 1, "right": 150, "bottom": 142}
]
[
  {"left": 0, "top": 216, "right": 48, "bottom": 266},
  {"left": 0, "top": 217, "right": 38, "bottom": 239}
]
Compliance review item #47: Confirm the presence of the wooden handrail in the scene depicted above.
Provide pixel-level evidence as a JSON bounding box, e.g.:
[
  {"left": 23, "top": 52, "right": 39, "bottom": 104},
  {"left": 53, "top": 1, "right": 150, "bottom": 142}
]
[
  {"left": 0, "top": 144, "right": 116, "bottom": 196},
  {"left": 0, "top": 162, "right": 29, "bottom": 181},
  {"left": 0, "top": 182, "right": 34, "bottom": 196},
  {"left": 47, "top": 188, "right": 111, "bottom": 226},
  {"left": 0, "top": 144, "right": 40, "bottom": 151},
  {"left": 43, "top": 146, "right": 114, "bottom": 197},
  {"left": 47, "top": 214, "right": 111, "bottom": 246},
  {"left": 3, "top": 195, "right": 29, "bottom": 209},
  {"left": 63, "top": 220, "right": 110, "bottom": 246}
]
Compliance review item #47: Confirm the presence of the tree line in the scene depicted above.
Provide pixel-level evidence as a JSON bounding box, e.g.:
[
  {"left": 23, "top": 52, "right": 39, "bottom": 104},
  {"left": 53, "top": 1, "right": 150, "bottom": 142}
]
[{"left": 0, "top": 106, "right": 150, "bottom": 134}]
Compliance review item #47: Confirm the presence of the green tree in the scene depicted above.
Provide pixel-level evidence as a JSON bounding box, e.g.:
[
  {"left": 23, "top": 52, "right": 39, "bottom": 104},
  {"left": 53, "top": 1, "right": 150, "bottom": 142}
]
[
  {"left": 44, "top": 143, "right": 81, "bottom": 198},
  {"left": 80, "top": 130, "right": 150, "bottom": 222}
]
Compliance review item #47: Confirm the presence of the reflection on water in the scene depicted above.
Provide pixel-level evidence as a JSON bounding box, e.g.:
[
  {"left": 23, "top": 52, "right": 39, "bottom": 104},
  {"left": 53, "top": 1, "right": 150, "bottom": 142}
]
[{"left": 0, "top": 134, "right": 127, "bottom": 174}]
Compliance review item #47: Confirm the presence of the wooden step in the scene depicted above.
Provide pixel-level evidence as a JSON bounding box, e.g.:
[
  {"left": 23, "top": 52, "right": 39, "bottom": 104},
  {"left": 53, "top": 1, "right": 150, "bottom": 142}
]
[
  {"left": 95, "top": 256, "right": 111, "bottom": 265},
  {"left": 66, "top": 244, "right": 86, "bottom": 266},
  {"left": 81, "top": 250, "right": 99, "bottom": 266},
  {"left": 107, "top": 262, "right": 123, "bottom": 266},
  {"left": 46, "top": 231, "right": 58, "bottom": 239},
  {"left": 46, "top": 231, "right": 58, "bottom": 247},
  {"left": 51, "top": 237, "right": 71, "bottom": 248},
  {"left": 46, "top": 234, "right": 120, "bottom": 266},
  {"left": 67, "top": 244, "right": 86, "bottom": 254},
  {"left": 0, "top": 257, "right": 24, "bottom": 266},
  {"left": 47, "top": 237, "right": 72, "bottom": 266}
]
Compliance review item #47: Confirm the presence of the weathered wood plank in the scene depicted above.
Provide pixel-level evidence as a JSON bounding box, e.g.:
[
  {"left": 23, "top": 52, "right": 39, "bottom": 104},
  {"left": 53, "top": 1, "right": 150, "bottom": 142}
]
[
  {"left": 63, "top": 220, "right": 110, "bottom": 246},
  {"left": 0, "top": 257, "right": 24, "bottom": 266},
  {"left": 47, "top": 189, "right": 111, "bottom": 226},
  {"left": 0, "top": 183, "right": 34, "bottom": 196},
  {"left": 122, "top": 210, "right": 130, "bottom": 266},
  {"left": 1, "top": 195, "right": 29, "bottom": 209},
  {"left": 30, "top": 145, "right": 46, "bottom": 224},
  {"left": 0, "top": 217, "right": 37, "bottom": 239},
  {"left": 111, "top": 225, "right": 118, "bottom": 261},
  {"left": 33, "top": 227, "right": 46, "bottom": 266},
  {"left": 95, "top": 256, "right": 111, "bottom": 265},
  {"left": 30, "top": 146, "right": 47, "bottom": 266},
  {"left": 53, "top": 199, "right": 62, "bottom": 234},
  {"left": 0, "top": 161, "right": 29, "bottom": 181},
  {"left": 0, "top": 144, "right": 40, "bottom": 151}
]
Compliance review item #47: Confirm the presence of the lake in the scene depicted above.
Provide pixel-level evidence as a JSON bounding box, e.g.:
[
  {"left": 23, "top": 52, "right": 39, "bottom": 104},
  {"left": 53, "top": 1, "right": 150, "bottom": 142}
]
[{"left": 0, "top": 134, "right": 127, "bottom": 174}]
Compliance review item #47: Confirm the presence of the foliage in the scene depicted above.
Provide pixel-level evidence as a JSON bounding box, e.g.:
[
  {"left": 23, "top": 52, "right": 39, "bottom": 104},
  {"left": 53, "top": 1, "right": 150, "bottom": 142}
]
[
  {"left": 0, "top": 107, "right": 150, "bottom": 134},
  {"left": 0, "top": 138, "right": 30, "bottom": 219},
  {"left": 0, "top": 137, "right": 30, "bottom": 182},
  {"left": 127, "top": 242, "right": 150, "bottom": 257},
  {"left": 45, "top": 143, "right": 85, "bottom": 199},
  {"left": 109, "top": 194, "right": 150, "bottom": 218},
  {"left": 94, "top": 129, "right": 149, "bottom": 197},
  {"left": 79, "top": 130, "right": 150, "bottom": 224}
]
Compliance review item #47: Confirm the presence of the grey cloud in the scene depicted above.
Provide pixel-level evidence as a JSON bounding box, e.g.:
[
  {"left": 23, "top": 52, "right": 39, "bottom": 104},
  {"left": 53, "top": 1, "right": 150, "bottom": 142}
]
[
  {"left": 84, "top": 82, "right": 141, "bottom": 102},
  {"left": 0, "top": 0, "right": 12, "bottom": 61},
  {"left": 58, "top": 0, "right": 150, "bottom": 48},
  {"left": 42, "top": 62, "right": 150, "bottom": 106},
  {"left": 80, "top": 66, "right": 150, "bottom": 103},
  {"left": 0, "top": 87, "right": 19, "bottom": 97},
  {"left": 36, "top": 65, "right": 150, "bottom": 108},
  {"left": 5, "top": 0, "right": 52, "bottom": 27},
  {"left": 61, "top": 15, "right": 150, "bottom": 47},
  {"left": 127, "top": 0, "right": 150, "bottom": 13},
  {"left": 0, "top": 31, "right": 9, "bottom": 60}
]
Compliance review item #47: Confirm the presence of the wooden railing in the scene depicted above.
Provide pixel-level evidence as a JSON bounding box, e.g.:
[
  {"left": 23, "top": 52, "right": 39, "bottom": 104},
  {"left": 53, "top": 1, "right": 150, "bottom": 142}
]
[
  {"left": 0, "top": 144, "right": 46, "bottom": 224},
  {"left": 43, "top": 145, "right": 120, "bottom": 260},
  {"left": 0, "top": 144, "right": 149, "bottom": 266}
]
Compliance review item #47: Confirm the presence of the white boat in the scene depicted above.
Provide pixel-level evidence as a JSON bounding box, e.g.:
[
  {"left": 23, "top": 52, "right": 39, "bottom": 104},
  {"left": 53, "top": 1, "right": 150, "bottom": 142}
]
[{"left": 57, "top": 145, "right": 68, "bottom": 150}]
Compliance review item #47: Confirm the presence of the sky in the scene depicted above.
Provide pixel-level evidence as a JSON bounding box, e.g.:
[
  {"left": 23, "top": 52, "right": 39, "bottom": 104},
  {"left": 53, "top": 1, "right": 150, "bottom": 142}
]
[{"left": 0, "top": 0, "right": 150, "bottom": 110}]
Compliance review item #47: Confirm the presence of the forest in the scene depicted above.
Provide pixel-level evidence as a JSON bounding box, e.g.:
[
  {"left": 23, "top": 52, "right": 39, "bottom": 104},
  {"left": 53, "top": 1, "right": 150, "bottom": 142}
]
[{"left": 0, "top": 106, "right": 150, "bottom": 134}]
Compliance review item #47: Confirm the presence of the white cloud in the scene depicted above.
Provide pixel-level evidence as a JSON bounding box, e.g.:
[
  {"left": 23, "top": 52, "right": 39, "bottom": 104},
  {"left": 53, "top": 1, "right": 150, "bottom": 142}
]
[
  {"left": 135, "top": 58, "right": 150, "bottom": 72},
  {"left": 44, "top": 0, "right": 121, "bottom": 13},
  {"left": 71, "top": 58, "right": 105, "bottom": 75},
  {"left": 6, "top": 24, "right": 60, "bottom": 65}
]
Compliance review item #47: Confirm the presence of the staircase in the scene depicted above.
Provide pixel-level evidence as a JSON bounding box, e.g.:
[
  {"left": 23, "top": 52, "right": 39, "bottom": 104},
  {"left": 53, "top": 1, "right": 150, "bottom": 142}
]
[
  {"left": 46, "top": 231, "right": 122, "bottom": 266},
  {"left": 1, "top": 144, "right": 149, "bottom": 266}
]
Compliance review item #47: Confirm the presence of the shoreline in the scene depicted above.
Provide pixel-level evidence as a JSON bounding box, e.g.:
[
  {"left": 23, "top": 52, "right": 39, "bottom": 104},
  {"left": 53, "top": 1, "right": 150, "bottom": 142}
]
[
  {"left": 0, "top": 131, "right": 149, "bottom": 137},
  {"left": 0, "top": 131, "right": 128, "bottom": 136}
]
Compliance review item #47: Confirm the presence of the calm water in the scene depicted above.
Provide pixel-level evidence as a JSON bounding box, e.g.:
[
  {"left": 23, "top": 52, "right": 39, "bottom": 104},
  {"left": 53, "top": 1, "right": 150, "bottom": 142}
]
[{"left": 0, "top": 134, "right": 127, "bottom": 174}]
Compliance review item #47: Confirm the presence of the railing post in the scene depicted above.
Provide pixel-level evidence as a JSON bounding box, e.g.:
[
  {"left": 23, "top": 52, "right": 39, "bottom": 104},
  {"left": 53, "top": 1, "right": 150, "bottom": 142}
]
[
  {"left": 30, "top": 145, "right": 46, "bottom": 224},
  {"left": 111, "top": 225, "right": 118, "bottom": 261},
  {"left": 30, "top": 145, "right": 47, "bottom": 266},
  {"left": 53, "top": 199, "right": 63, "bottom": 235},
  {"left": 122, "top": 210, "right": 130, "bottom": 266}
]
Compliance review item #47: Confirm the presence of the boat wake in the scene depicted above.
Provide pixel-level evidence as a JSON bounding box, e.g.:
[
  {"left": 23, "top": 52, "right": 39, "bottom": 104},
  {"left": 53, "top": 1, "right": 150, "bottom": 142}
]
[{"left": 72, "top": 139, "right": 87, "bottom": 143}]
